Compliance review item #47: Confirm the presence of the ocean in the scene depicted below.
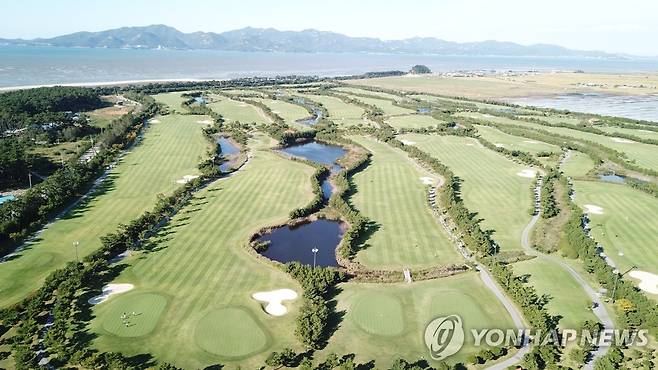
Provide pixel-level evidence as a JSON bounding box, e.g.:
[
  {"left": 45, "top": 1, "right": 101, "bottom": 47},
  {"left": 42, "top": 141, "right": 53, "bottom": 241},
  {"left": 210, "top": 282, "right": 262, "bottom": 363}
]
[{"left": 1, "top": 45, "right": 658, "bottom": 88}]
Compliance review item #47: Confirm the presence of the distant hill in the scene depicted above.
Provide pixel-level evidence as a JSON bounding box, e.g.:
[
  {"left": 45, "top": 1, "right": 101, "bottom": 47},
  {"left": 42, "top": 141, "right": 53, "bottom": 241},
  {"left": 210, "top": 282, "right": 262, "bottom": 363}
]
[{"left": 0, "top": 25, "right": 618, "bottom": 57}]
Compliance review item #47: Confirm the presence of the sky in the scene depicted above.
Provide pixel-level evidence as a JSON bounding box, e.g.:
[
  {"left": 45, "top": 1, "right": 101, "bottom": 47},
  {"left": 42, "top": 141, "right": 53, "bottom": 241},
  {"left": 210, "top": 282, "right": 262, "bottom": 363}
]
[{"left": 1, "top": 0, "right": 657, "bottom": 56}]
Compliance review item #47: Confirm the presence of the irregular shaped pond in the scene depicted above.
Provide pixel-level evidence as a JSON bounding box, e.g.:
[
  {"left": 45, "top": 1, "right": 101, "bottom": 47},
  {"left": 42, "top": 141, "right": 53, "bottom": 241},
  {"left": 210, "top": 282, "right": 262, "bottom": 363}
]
[
  {"left": 599, "top": 174, "right": 626, "bottom": 184},
  {"left": 258, "top": 219, "right": 344, "bottom": 267},
  {"left": 218, "top": 137, "right": 240, "bottom": 172},
  {"left": 280, "top": 141, "right": 346, "bottom": 198}
]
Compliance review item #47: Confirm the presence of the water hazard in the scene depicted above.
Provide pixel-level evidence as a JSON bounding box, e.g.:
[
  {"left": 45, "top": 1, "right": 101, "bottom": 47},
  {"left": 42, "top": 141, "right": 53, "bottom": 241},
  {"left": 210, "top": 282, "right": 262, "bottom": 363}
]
[
  {"left": 218, "top": 137, "right": 240, "bottom": 172},
  {"left": 258, "top": 219, "right": 345, "bottom": 267},
  {"left": 280, "top": 141, "right": 346, "bottom": 198}
]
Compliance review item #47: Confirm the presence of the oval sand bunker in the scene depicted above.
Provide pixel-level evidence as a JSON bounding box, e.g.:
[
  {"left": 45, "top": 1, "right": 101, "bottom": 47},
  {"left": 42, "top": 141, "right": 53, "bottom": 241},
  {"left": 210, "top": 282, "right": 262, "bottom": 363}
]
[
  {"left": 88, "top": 283, "right": 134, "bottom": 305},
  {"left": 629, "top": 271, "right": 658, "bottom": 295},
  {"left": 583, "top": 204, "right": 604, "bottom": 215},
  {"left": 516, "top": 169, "right": 537, "bottom": 178},
  {"left": 252, "top": 289, "right": 298, "bottom": 316}
]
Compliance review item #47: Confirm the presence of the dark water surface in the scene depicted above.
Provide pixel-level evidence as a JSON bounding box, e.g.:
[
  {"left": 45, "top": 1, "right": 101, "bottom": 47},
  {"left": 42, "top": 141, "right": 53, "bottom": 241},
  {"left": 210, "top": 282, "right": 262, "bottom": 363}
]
[{"left": 258, "top": 219, "right": 344, "bottom": 267}]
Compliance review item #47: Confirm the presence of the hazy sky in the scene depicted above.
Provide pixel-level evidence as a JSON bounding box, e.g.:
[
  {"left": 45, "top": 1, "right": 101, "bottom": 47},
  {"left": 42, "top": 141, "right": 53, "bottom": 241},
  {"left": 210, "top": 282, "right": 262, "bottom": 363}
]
[{"left": 2, "top": 0, "right": 657, "bottom": 56}]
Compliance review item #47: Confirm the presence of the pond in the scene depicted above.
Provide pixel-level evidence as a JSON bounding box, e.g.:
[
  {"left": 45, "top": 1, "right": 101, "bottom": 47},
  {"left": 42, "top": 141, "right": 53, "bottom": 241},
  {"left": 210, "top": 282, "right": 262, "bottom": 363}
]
[
  {"left": 194, "top": 96, "right": 207, "bottom": 104},
  {"left": 0, "top": 194, "right": 16, "bottom": 205},
  {"left": 280, "top": 141, "right": 346, "bottom": 198},
  {"left": 218, "top": 137, "right": 240, "bottom": 172},
  {"left": 417, "top": 107, "right": 431, "bottom": 114},
  {"left": 257, "top": 219, "right": 345, "bottom": 267},
  {"left": 599, "top": 174, "right": 626, "bottom": 184}
]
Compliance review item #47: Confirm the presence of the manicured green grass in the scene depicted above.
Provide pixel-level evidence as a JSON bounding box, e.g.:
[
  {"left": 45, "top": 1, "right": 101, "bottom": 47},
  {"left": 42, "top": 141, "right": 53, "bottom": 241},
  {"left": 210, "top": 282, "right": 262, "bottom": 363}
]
[
  {"left": 91, "top": 133, "right": 315, "bottom": 368},
  {"left": 517, "top": 114, "right": 585, "bottom": 126},
  {"left": 348, "top": 136, "right": 461, "bottom": 269},
  {"left": 333, "top": 87, "right": 403, "bottom": 101},
  {"left": 194, "top": 307, "right": 269, "bottom": 358},
  {"left": 562, "top": 151, "right": 596, "bottom": 177},
  {"left": 459, "top": 112, "right": 658, "bottom": 173},
  {"left": 400, "top": 134, "right": 534, "bottom": 251},
  {"left": 153, "top": 92, "right": 189, "bottom": 112},
  {"left": 474, "top": 125, "right": 561, "bottom": 154},
  {"left": 320, "top": 272, "right": 516, "bottom": 367},
  {"left": 101, "top": 293, "right": 169, "bottom": 337},
  {"left": 597, "top": 125, "right": 658, "bottom": 141},
  {"left": 297, "top": 94, "right": 366, "bottom": 126},
  {"left": 386, "top": 114, "right": 446, "bottom": 130},
  {"left": 411, "top": 94, "right": 536, "bottom": 114},
  {"left": 338, "top": 94, "right": 415, "bottom": 116},
  {"left": 207, "top": 96, "right": 271, "bottom": 124},
  {"left": 0, "top": 114, "right": 210, "bottom": 308},
  {"left": 513, "top": 258, "right": 597, "bottom": 329},
  {"left": 251, "top": 98, "right": 312, "bottom": 131},
  {"left": 573, "top": 180, "right": 658, "bottom": 279}
]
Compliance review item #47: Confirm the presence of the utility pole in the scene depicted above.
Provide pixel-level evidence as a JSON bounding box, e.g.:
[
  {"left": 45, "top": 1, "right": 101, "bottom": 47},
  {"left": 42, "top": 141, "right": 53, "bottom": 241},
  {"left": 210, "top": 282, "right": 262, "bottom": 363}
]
[
  {"left": 311, "top": 247, "right": 319, "bottom": 269},
  {"left": 612, "top": 265, "right": 636, "bottom": 303},
  {"left": 73, "top": 241, "right": 80, "bottom": 263}
]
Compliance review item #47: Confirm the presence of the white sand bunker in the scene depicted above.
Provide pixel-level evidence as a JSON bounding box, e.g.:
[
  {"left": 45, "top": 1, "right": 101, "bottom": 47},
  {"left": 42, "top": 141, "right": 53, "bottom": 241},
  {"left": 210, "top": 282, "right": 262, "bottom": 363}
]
[
  {"left": 148, "top": 119, "right": 161, "bottom": 123},
  {"left": 629, "top": 271, "right": 658, "bottom": 294},
  {"left": 495, "top": 143, "right": 506, "bottom": 148},
  {"left": 419, "top": 177, "right": 434, "bottom": 185},
  {"left": 516, "top": 169, "right": 537, "bottom": 178},
  {"left": 88, "top": 283, "right": 134, "bottom": 305},
  {"left": 583, "top": 204, "right": 604, "bottom": 214},
  {"left": 176, "top": 175, "right": 199, "bottom": 184},
  {"left": 612, "top": 137, "right": 634, "bottom": 144},
  {"left": 252, "top": 289, "right": 298, "bottom": 316},
  {"left": 197, "top": 119, "right": 212, "bottom": 124},
  {"left": 400, "top": 139, "right": 416, "bottom": 145},
  {"left": 524, "top": 140, "right": 539, "bottom": 144}
]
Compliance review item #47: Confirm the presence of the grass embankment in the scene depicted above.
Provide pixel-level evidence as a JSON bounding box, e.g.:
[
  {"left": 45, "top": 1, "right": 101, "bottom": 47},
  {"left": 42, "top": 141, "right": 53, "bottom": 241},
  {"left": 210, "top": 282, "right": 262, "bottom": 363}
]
[
  {"left": 0, "top": 114, "right": 210, "bottom": 308},
  {"left": 347, "top": 136, "right": 461, "bottom": 269},
  {"left": 91, "top": 133, "right": 317, "bottom": 368}
]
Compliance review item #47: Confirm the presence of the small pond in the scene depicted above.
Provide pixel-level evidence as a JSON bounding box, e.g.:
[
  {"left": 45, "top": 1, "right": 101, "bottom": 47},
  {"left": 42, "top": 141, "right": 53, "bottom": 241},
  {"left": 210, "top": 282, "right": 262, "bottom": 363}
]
[
  {"left": 599, "top": 174, "right": 626, "bottom": 184},
  {"left": 280, "top": 141, "right": 346, "bottom": 198},
  {"left": 0, "top": 195, "right": 16, "bottom": 205},
  {"left": 257, "top": 219, "right": 344, "bottom": 267},
  {"left": 417, "top": 107, "right": 431, "bottom": 114},
  {"left": 194, "top": 96, "right": 207, "bottom": 104},
  {"left": 218, "top": 137, "right": 240, "bottom": 172}
]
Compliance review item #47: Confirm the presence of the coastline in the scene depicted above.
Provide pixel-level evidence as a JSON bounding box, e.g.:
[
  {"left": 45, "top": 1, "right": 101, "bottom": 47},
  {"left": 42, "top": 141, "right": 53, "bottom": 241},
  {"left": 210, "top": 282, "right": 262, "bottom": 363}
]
[{"left": 0, "top": 78, "right": 220, "bottom": 92}]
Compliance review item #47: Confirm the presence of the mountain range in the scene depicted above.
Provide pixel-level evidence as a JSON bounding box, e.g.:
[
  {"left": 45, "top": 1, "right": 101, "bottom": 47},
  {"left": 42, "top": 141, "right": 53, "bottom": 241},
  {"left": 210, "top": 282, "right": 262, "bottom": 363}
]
[{"left": 0, "top": 24, "right": 618, "bottom": 58}]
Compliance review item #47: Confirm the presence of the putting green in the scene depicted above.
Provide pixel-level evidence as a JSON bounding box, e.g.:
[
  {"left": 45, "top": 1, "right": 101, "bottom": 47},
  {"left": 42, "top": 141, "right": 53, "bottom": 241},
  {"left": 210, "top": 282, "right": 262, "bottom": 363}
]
[
  {"left": 321, "top": 273, "right": 516, "bottom": 367},
  {"left": 351, "top": 292, "right": 405, "bottom": 336},
  {"left": 195, "top": 307, "right": 268, "bottom": 358},
  {"left": 101, "top": 292, "right": 168, "bottom": 337}
]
